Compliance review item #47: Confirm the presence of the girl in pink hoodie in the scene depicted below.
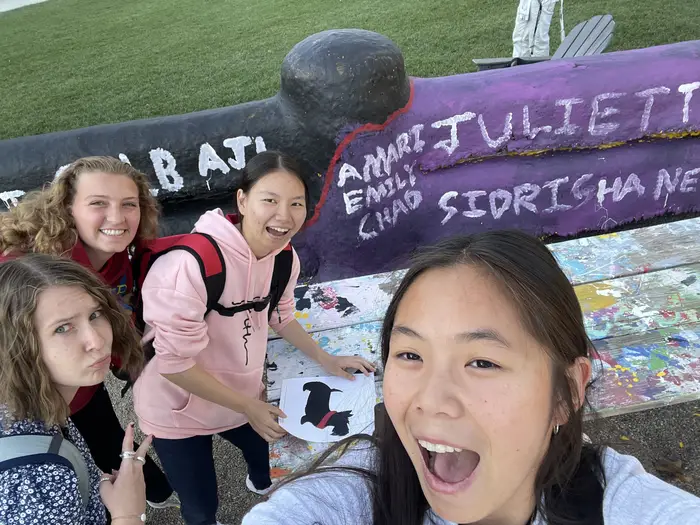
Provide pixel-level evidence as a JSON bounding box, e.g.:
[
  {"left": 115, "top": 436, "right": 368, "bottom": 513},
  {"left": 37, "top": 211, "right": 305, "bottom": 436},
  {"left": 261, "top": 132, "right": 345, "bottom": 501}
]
[{"left": 132, "top": 151, "right": 374, "bottom": 525}]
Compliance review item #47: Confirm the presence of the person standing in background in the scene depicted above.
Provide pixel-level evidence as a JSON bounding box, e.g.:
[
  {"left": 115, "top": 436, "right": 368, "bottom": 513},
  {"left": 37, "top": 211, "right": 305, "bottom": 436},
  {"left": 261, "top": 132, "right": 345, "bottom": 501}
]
[{"left": 513, "top": 0, "right": 564, "bottom": 57}]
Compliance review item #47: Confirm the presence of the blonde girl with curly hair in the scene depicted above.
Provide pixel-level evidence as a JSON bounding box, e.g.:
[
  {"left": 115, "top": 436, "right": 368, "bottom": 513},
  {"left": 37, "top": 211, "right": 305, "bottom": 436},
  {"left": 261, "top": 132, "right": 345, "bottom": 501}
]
[
  {"left": 0, "top": 254, "right": 149, "bottom": 524},
  {"left": 0, "top": 156, "right": 177, "bottom": 510}
]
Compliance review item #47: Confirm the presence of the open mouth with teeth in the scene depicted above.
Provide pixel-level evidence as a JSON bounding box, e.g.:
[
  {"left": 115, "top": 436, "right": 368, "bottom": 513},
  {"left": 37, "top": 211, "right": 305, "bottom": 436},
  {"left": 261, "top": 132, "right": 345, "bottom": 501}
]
[
  {"left": 266, "top": 226, "right": 290, "bottom": 238},
  {"left": 418, "top": 439, "right": 481, "bottom": 488},
  {"left": 100, "top": 229, "right": 128, "bottom": 237}
]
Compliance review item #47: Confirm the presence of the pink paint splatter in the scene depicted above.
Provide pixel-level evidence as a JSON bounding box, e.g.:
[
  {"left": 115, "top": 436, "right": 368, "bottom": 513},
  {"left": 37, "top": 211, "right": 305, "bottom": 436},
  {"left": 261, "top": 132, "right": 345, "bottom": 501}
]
[
  {"left": 315, "top": 287, "right": 339, "bottom": 310},
  {"left": 667, "top": 375, "right": 682, "bottom": 386},
  {"left": 659, "top": 309, "right": 676, "bottom": 320}
]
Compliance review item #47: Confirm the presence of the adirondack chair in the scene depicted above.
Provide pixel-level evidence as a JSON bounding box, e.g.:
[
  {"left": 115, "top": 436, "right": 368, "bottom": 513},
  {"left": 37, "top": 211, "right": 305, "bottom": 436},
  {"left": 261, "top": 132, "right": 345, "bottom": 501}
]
[{"left": 472, "top": 14, "right": 615, "bottom": 71}]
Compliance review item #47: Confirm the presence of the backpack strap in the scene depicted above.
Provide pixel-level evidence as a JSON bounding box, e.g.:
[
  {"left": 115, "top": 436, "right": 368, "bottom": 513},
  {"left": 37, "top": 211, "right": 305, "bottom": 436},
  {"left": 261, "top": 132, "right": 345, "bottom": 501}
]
[
  {"left": 209, "top": 243, "right": 294, "bottom": 320},
  {"left": 133, "top": 232, "right": 227, "bottom": 331},
  {"left": 0, "top": 434, "right": 90, "bottom": 509},
  {"left": 268, "top": 244, "right": 294, "bottom": 321},
  {"left": 135, "top": 237, "right": 293, "bottom": 342},
  {"left": 169, "top": 233, "right": 227, "bottom": 318}
]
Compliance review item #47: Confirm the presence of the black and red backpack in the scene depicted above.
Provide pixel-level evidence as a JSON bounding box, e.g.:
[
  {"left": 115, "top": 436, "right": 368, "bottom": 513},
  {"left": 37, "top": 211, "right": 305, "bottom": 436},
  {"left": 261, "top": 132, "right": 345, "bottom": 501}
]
[{"left": 131, "top": 232, "right": 293, "bottom": 361}]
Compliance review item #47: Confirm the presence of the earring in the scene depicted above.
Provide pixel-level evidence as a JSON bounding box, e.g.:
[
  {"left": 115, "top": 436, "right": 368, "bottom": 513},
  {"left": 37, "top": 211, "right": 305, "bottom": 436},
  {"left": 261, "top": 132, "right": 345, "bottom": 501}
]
[{"left": 553, "top": 425, "right": 560, "bottom": 435}]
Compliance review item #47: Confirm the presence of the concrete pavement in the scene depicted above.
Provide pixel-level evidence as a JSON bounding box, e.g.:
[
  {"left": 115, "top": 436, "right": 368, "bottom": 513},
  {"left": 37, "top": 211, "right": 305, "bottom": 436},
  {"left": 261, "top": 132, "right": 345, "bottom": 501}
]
[{"left": 105, "top": 376, "right": 700, "bottom": 524}]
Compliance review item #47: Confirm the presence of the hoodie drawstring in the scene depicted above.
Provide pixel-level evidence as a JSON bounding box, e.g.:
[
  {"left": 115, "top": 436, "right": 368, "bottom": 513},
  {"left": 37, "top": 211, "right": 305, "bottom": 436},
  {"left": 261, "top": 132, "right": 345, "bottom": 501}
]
[{"left": 244, "top": 252, "right": 256, "bottom": 332}]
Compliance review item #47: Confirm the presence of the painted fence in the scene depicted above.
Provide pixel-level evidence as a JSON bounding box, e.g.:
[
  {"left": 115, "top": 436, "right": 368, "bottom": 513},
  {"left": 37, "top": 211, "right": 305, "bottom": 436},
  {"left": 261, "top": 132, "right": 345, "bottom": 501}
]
[{"left": 0, "top": 30, "right": 698, "bottom": 281}]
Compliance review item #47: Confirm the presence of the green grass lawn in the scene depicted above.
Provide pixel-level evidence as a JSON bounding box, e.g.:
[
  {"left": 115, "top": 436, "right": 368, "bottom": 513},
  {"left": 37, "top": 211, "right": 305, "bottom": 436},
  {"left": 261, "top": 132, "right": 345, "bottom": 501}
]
[{"left": 0, "top": 0, "right": 697, "bottom": 140}]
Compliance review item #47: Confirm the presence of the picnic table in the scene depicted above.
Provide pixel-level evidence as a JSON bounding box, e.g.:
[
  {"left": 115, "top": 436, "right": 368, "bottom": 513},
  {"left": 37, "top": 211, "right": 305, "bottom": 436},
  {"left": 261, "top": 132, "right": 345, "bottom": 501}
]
[{"left": 265, "top": 217, "right": 700, "bottom": 478}]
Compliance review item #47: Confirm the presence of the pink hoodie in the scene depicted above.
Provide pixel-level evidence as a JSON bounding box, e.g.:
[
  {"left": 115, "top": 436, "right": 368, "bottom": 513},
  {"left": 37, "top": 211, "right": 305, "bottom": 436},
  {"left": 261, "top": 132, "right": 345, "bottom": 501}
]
[{"left": 133, "top": 209, "right": 300, "bottom": 439}]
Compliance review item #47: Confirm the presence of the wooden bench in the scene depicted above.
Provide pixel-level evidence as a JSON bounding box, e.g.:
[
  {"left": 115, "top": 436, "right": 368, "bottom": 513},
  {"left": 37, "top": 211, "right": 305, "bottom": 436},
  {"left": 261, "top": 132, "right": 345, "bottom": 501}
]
[
  {"left": 473, "top": 14, "right": 615, "bottom": 71},
  {"left": 266, "top": 217, "right": 700, "bottom": 478}
]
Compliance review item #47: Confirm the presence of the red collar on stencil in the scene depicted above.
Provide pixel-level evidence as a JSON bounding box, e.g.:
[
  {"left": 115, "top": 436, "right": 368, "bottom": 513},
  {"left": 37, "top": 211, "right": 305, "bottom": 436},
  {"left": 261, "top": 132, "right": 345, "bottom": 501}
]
[{"left": 317, "top": 411, "right": 337, "bottom": 429}]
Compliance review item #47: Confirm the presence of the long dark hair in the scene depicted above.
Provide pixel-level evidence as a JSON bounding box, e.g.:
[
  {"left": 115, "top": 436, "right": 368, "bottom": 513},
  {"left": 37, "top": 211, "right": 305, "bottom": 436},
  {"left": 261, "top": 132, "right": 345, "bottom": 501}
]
[{"left": 276, "top": 230, "right": 605, "bottom": 525}]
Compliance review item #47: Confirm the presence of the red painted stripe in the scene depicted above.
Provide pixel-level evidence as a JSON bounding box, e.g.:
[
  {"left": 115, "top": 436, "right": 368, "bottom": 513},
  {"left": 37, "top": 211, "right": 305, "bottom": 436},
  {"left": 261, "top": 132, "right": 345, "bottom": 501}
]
[{"left": 305, "top": 79, "right": 416, "bottom": 228}]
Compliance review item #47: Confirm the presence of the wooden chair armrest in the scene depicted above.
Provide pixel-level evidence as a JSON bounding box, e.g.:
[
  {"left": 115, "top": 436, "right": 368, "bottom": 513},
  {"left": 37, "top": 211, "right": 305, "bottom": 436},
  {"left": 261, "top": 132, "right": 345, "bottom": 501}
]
[{"left": 472, "top": 57, "right": 516, "bottom": 71}]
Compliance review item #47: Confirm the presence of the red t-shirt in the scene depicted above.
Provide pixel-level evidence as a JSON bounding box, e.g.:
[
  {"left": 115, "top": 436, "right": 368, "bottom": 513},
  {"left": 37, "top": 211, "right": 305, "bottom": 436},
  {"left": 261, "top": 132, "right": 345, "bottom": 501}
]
[{"left": 68, "top": 241, "right": 133, "bottom": 414}]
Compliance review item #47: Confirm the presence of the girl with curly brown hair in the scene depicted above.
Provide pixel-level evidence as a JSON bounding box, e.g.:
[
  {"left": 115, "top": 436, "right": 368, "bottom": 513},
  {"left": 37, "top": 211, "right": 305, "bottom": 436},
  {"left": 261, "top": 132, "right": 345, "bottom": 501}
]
[
  {"left": 0, "top": 254, "right": 149, "bottom": 524},
  {"left": 0, "top": 156, "right": 177, "bottom": 510}
]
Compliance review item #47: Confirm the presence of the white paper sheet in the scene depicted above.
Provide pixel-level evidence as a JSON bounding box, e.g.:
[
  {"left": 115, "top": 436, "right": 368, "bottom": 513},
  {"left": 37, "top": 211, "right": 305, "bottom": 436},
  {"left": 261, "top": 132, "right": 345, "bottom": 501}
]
[{"left": 279, "top": 373, "right": 376, "bottom": 443}]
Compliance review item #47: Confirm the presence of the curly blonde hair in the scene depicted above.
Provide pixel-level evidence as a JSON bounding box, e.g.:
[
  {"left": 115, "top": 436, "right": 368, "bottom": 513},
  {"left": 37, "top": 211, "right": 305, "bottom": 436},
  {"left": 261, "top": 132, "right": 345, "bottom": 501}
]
[
  {"left": 0, "top": 254, "right": 144, "bottom": 427},
  {"left": 0, "top": 156, "right": 160, "bottom": 257}
]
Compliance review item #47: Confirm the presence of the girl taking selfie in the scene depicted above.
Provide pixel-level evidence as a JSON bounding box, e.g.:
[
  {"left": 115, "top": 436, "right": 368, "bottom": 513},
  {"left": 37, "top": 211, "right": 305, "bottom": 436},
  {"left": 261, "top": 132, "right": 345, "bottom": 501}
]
[{"left": 244, "top": 230, "right": 700, "bottom": 525}]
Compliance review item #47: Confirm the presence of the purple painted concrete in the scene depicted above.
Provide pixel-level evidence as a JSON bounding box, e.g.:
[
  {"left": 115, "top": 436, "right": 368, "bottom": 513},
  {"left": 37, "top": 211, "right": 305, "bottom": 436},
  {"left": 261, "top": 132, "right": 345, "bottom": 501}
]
[{"left": 295, "top": 41, "right": 700, "bottom": 282}]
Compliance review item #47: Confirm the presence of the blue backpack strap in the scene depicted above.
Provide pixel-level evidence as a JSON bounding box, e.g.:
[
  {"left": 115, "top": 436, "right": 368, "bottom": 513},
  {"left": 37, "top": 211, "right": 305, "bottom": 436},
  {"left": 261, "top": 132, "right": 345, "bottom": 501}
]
[{"left": 0, "top": 434, "right": 90, "bottom": 509}]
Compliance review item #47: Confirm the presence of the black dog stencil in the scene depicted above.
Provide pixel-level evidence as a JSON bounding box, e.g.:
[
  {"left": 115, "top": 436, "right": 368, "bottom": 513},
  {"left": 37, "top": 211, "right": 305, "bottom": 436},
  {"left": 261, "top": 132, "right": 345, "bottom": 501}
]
[{"left": 300, "top": 381, "right": 352, "bottom": 436}]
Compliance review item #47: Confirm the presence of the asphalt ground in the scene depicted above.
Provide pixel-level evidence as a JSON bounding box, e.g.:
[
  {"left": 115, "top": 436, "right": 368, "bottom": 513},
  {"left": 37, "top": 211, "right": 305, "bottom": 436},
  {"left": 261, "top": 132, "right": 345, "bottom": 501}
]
[{"left": 104, "top": 377, "right": 700, "bottom": 525}]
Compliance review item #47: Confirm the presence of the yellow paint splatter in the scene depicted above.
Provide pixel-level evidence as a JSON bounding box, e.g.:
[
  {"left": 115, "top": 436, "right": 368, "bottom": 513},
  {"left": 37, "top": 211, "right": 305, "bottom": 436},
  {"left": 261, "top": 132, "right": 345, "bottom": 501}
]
[
  {"left": 680, "top": 442, "right": 685, "bottom": 448},
  {"left": 620, "top": 435, "right": 630, "bottom": 441},
  {"left": 597, "top": 141, "right": 628, "bottom": 150},
  {"left": 627, "top": 384, "right": 633, "bottom": 389},
  {"left": 617, "top": 382, "right": 623, "bottom": 386},
  {"left": 444, "top": 129, "right": 700, "bottom": 166},
  {"left": 649, "top": 129, "right": 700, "bottom": 141},
  {"left": 305, "top": 323, "right": 312, "bottom": 330},
  {"left": 575, "top": 283, "right": 618, "bottom": 311},
  {"left": 633, "top": 378, "right": 639, "bottom": 382},
  {"left": 657, "top": 371, "right": 667, "bottom": 377}
]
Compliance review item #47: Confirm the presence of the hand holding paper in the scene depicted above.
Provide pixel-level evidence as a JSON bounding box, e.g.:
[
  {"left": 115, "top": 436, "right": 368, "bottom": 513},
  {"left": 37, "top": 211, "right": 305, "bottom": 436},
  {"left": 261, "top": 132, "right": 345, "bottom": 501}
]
[
  {"left": 245, "top": 399, "right": 287, "bottom": 443},
  {"left": 320, "top": 354, "right": 376, "bottom": 380}
]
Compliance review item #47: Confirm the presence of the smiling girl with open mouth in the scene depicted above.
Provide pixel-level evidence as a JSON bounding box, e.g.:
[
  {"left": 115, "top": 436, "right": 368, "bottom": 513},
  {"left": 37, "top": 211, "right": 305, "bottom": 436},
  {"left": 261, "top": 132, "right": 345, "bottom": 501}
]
[{"left": 243, "top": 230, "right": 700, "bottom": 525}]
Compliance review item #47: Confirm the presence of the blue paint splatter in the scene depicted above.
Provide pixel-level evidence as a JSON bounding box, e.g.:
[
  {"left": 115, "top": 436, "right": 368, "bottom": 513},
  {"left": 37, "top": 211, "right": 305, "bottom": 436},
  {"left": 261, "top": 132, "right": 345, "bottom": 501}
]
[{"left": 667, "top": 336, "right": 690, "bottom": 348}]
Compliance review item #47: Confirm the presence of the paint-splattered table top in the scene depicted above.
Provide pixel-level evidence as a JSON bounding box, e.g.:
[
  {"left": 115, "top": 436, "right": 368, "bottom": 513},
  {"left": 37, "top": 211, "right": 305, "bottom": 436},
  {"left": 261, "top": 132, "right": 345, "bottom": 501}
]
[
  {"left": 272, "top": 217, "right": 700, "bottom": 339},
  {"left": 267, "top": 262, "right": 700, "bottom": 403},
  {"left": 267, "top": 217, "right": 700, "bottom": 478}
]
